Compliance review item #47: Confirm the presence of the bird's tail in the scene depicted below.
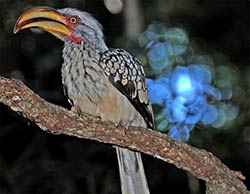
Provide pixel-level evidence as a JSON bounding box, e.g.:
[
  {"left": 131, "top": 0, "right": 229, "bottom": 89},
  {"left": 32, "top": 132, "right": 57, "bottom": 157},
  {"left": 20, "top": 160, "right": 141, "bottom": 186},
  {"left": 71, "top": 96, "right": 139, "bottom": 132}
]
[{"left": 115, "top": 146, "right": 150, "bottom": 194}]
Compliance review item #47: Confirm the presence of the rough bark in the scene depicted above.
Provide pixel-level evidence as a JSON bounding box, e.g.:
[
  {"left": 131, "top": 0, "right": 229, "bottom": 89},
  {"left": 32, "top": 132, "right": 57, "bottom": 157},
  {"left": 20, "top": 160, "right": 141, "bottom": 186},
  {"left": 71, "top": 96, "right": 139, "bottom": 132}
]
[{"left": 0, "top": 76, "right": 248, "bottom": 194}]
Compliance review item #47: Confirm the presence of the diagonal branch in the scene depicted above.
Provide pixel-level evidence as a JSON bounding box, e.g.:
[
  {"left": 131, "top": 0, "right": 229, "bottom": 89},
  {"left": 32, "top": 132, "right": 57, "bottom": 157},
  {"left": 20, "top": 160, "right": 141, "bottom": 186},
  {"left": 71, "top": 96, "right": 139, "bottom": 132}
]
[{"left": 0, "top": 76, "right": 248, "bottom": 194}]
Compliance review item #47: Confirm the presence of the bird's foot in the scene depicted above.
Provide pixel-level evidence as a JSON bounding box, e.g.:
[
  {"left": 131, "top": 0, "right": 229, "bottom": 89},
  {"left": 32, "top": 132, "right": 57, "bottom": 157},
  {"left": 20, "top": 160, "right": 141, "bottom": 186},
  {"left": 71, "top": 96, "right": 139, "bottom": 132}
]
[
  {"left": 120, "top": 121, "right": 131, "bottom": 135},
  {"left": 70, "top": 106, "right": 80, "bottom": 115}
]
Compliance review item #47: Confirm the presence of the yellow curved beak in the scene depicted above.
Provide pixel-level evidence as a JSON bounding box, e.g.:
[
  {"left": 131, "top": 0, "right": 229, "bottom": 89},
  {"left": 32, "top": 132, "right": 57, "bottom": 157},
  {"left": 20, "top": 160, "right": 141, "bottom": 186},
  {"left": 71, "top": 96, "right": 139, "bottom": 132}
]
[{"left": 14, "top": 6, "right": 71, "bottom": 41}]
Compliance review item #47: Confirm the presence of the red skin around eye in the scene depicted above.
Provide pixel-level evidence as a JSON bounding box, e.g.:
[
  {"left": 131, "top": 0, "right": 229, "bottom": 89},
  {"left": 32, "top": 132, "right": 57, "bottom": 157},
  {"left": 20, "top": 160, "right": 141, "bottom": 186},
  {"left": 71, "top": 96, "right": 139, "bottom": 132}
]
[{"left": 64, "top": 16, "right": 82, "bottom": 43}]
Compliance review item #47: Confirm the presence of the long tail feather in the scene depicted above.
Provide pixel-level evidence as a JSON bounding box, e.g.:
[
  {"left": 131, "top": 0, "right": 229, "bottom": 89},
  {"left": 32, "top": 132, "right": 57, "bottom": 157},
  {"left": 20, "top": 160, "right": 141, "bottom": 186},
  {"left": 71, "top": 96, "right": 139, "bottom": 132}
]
[{"left": 115, "top": 146, "right": 150, "bottom": 194}]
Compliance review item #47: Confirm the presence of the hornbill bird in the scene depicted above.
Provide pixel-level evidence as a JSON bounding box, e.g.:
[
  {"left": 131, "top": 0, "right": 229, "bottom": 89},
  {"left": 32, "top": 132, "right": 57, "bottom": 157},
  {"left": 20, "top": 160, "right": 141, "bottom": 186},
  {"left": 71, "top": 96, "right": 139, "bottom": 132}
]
[{"left": 14, "top": 6, "right": 154, "bottom": 194}]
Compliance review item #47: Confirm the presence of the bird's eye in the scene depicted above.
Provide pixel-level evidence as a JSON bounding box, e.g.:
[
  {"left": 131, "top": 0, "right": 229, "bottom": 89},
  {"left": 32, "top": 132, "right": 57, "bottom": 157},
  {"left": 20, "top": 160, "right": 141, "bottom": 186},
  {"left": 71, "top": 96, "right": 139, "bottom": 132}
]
[{"left": 69, "top": 16, "right": 78, "bottom": 24}]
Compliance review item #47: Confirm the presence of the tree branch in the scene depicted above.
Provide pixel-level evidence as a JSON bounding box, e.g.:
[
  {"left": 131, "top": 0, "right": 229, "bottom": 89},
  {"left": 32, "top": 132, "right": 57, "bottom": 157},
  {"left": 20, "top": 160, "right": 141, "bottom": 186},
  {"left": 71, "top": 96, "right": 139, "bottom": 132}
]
[{"left": 0, "top": 76, "right": 248, "bottom": 194}]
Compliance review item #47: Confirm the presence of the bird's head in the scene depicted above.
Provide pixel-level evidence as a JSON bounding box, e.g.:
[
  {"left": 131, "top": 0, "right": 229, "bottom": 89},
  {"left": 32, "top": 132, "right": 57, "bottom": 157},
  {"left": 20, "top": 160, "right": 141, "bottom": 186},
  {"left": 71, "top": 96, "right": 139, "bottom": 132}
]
[{"left": 14, "top": 6, "right": 104, "bottom": 44}]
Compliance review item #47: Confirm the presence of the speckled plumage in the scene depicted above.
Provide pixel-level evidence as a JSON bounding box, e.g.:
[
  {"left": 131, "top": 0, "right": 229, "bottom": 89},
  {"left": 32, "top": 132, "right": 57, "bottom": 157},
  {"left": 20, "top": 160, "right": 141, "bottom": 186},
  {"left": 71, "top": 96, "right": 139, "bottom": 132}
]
[{"left": 100, "top": 48, "right": 154, "bottom": 129}]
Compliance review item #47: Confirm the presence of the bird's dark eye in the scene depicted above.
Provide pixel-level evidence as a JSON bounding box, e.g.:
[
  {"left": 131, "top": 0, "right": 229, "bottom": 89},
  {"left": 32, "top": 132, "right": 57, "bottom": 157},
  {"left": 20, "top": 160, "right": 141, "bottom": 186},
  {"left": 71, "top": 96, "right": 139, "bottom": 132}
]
[{"left": 69, "top": 16, "right": 78, "bottom": 24}]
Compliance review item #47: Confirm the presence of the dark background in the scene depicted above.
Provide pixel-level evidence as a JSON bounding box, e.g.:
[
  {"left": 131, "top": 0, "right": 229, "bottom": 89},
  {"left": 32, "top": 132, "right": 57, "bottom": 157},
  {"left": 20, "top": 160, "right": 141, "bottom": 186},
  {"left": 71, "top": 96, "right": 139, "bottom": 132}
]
[{"left": 0, "top": 0, "right": 249, "bottom": 193}]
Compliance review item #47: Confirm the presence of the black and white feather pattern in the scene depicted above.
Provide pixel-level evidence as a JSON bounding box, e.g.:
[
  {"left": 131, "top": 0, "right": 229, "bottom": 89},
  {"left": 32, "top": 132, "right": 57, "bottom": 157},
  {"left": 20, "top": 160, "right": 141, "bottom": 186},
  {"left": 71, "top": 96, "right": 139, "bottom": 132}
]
[{"left": 100, "top": 48, "right": 154, "bottom": 129}]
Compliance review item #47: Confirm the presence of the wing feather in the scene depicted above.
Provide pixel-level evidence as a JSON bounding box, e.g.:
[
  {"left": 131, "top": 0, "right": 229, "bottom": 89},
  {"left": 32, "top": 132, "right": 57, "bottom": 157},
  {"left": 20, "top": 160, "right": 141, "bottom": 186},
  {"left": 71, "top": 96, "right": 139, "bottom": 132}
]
[{"left": 100, "top": 49, "right": 154, "bottom": 129}]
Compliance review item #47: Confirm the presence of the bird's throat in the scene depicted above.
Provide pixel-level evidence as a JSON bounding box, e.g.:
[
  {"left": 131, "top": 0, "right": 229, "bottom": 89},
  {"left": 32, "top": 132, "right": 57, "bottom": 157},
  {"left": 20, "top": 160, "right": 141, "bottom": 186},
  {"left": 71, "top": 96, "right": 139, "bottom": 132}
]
[{"left": 68, "top": 34, "right": 81, "bottom": 43}]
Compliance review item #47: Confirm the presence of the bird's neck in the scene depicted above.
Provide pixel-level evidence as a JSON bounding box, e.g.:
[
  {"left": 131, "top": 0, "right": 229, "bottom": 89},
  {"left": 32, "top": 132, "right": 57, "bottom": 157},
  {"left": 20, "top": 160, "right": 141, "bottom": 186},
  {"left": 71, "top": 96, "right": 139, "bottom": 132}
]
[{"left": 81, "top": 33, "right": 108, "bottom": 53}]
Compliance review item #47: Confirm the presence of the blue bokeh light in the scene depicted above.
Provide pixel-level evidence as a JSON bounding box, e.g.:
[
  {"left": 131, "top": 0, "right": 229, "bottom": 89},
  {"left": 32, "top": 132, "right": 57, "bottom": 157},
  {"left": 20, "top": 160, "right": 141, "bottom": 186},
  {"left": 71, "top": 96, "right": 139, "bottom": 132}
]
[
  {"left": 140, "top": 23, "right": 239, "bottom": 142},
  {"left": 139, "top": 23, "right": 189, "bottom": 73}
]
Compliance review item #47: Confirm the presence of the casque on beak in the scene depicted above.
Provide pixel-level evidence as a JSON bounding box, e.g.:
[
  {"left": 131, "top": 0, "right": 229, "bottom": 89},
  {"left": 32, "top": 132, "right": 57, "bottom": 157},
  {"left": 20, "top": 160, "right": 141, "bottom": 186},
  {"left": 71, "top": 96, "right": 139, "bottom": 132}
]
[{"left": 14, "top": 6, "right": 72, "bottom": 41}]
